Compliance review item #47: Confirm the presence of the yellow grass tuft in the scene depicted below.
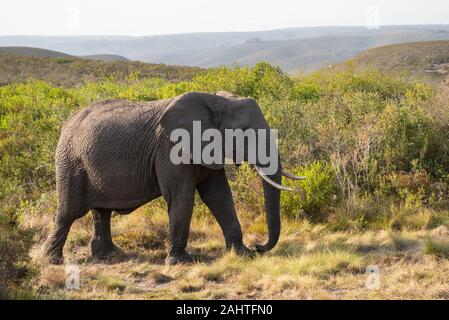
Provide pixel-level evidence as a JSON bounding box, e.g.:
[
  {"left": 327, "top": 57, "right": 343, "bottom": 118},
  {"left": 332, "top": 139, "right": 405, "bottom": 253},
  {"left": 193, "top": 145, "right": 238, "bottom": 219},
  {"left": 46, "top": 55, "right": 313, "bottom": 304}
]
[
  {"left": 97, "top": 275, "right": 127, "bottom": 292},
  {"left": 424, "top": 237, "right": 449, "bottom": 258}
]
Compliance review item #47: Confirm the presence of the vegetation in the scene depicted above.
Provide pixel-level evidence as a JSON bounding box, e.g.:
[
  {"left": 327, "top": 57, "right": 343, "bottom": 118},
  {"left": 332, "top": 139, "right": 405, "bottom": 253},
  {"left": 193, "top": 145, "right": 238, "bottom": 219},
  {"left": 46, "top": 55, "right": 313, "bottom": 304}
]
[{"left": 1, "top": 62, "right": 448, "bottom": 299}]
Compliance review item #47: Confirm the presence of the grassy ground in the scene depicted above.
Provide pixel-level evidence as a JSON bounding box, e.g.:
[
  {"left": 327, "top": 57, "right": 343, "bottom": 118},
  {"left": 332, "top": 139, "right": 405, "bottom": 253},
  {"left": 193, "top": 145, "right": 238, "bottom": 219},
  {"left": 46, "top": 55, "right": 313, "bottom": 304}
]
[{"left": 24, "top": 201, "right": 449, "bottom": 300}]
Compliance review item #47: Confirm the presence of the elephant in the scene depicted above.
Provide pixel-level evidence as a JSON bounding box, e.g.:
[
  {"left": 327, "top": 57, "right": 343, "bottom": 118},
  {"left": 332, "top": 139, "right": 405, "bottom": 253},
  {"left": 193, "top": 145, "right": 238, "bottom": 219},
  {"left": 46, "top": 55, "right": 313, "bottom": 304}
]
[{"left": 42, "top": 91, "right": 304, "bottom": 265}]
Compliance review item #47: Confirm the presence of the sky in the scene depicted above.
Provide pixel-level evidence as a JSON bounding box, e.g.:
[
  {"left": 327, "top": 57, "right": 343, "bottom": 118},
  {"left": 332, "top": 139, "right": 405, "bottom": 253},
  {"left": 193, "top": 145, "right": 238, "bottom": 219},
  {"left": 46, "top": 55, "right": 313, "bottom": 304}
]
[{"left": 1, "top": 0, "right": 449, "bottom": 36}]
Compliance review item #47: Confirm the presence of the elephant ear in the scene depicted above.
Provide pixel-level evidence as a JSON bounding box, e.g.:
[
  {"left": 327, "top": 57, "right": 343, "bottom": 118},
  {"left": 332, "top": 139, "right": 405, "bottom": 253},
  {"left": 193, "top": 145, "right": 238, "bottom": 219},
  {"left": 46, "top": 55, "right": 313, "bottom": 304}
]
[{"left": 159, "top": 93, "right": 224, "bottom": 170}]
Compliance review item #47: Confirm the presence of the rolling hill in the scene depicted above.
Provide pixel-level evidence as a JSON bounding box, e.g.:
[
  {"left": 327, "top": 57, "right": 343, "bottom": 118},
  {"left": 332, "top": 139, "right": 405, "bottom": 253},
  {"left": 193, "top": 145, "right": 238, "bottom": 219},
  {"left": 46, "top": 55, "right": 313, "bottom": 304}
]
[
  {"left": 78, "top": 54, "right": 129, "bottom": 61},
  {"left": 0, "top": 46, "right": 72, "bottom": 58},
  {"left": 0, "top": 46, "right": 129, "bottom": 62},
  {"left": 0, "top": 53, "right": 203, "bottom": 87},
  {"left": 137, "top": 29, "right": 449, "bottom": 73},
  {"left": 2, "top": 25, "right": 449, "bottom": 72},
  {"left": 337, "top": 41, "right": 449, "bottom": 83}
]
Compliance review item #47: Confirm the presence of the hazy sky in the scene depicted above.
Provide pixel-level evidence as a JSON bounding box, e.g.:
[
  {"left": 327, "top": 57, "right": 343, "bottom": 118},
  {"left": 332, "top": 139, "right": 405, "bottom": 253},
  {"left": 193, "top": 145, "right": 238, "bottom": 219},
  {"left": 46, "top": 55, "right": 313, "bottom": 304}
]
[{"left": 1, "top": 0, "right": 449, "bottom": 36}]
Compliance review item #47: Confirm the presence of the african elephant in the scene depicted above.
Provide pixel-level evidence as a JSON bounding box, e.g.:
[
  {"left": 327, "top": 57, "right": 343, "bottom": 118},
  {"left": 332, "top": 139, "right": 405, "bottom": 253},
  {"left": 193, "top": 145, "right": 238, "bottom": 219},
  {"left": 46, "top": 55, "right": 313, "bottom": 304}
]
[{"left": 42, "top": 91, "right": 303, "bottom": 265}]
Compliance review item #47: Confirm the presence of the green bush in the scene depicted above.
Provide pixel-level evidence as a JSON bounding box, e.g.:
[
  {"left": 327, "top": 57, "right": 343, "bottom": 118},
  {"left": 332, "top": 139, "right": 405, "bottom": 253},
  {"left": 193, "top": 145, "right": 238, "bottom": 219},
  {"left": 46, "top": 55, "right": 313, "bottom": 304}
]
[
  {"left": 292, "top": 80, "right": 321, "bottom": 102},
  {"left": 281, "top": 162, "right": 337, "bottom": 221}
]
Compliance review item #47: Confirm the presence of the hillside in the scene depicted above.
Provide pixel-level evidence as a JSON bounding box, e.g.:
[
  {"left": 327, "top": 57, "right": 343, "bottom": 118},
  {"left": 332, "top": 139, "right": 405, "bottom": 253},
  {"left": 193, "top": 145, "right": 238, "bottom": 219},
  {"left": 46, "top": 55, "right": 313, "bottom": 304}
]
[
  {"left": 146, "top": 32, "right": 449, "bottom": 73},
  {"left": 339, "top": 41, "right": 449, "bottom": 83},
  {"left": 0, "top": 46, "right": 72, "bottom": 58},
  {"left": 0, "top": 46, "right": 129, "bottom": 62},
  {"left": 2, "top": 25, "right": 449, "bottom": 72},
  {"left": 0, "top": 53, "right": 203, "bottom": 87},
  {"left": 79, "top": 54, "right": 129, "bottom": 61}
]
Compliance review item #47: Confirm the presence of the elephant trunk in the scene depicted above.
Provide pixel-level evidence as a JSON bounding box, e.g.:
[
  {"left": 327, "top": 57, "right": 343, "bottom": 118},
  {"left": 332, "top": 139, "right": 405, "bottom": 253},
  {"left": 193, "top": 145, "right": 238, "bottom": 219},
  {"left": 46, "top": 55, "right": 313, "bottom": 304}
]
[{"left": 254, "top": 162, "right": 282, "bottom": 253}]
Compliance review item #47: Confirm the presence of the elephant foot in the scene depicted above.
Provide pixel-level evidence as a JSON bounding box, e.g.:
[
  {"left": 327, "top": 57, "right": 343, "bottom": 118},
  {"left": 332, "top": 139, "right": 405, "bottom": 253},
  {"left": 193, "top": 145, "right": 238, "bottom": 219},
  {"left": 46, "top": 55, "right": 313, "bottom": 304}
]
[
  {"left": 233, "top": 244, "right": 256, "bottom": 257},
  {"left": 165, "top": 251, "right": 193, "bottom": 265},
  {"left": 46, "top": 253, "right": 65, "bottom": 265},
  {"left": 90, "top": 238, "right": 119, "bottom": 260},
  {"left": 42, "top": 243, "right": 64, "bottom": 265}
]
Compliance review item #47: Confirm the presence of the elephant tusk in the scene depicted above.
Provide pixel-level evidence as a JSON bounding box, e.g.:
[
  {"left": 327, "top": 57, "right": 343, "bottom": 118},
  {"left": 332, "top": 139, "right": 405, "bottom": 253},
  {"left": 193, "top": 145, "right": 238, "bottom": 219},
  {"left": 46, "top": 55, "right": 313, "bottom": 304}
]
[
  {"left": 282, "top": 170, "right": 306, "bottom": 181},
  {"left": 254, "top": 165, "right": 297, "bottom": 192}
]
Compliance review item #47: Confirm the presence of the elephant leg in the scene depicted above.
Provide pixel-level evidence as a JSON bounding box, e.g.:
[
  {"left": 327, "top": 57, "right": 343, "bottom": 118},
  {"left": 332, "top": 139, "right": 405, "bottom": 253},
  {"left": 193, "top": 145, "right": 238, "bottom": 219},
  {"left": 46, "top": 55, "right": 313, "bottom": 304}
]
[
  {"left": 165, "top": 195, "right": 195, "bottom": 265},
  {"left": 197, "top": 170, "right": 253, "bottom": 256},
  {"left": 43, "top": 213, "right": 77, "bottom": 264},
  {"left": 43, "top": 202, "right": 88, "bottom": 264},
  {"left": 43, "top": 168, "right": 88, "bottom": 264},
  {"left": 90, "top": 209, "right": 117, "bottom": 259}
]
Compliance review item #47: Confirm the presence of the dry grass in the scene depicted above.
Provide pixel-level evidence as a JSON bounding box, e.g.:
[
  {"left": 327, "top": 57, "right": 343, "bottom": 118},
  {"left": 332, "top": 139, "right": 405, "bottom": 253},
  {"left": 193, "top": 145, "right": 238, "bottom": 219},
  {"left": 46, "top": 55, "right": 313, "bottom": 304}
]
[
  {"left": 22, "top": 203, "right": 449, "bottom": 300},
  {"left": 424, "top": 237, "right": 449, "bottom": 258}
]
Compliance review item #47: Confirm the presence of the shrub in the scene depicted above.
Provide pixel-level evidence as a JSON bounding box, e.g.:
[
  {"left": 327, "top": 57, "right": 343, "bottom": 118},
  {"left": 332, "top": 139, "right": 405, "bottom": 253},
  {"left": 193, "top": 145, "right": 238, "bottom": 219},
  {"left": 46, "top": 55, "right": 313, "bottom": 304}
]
[
  {"left": 281, "top": 162, "right": 337, "bottom": 221},
  {"left": 0, "top": 210, "right": 34, "bottom": 298},
  {"left": 292, "top": 79, "right": 321, "bottom": 102},
  {"left": 228, "top": 164, "right": 264, "bottom": 216}
]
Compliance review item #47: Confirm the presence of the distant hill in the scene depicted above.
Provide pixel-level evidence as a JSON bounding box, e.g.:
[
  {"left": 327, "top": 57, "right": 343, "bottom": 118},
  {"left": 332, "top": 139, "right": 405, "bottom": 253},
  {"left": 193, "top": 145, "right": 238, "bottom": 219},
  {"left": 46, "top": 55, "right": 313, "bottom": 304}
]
[
  {"left": 0, "top": 53, "right": 203, "bottom": 87},
  {"left": 2, "top": 25, "right": 449, "bottom": 72},
  {"left": 337, "top": 41, "right": 449, "bottom": 83},
  {"left": 0, "top": 46, "right": 129, "bottom": 62},
  {"left": 79, "top": 54, "right": 129, "bottom": 61},
  {"left": 0, "top": 46, "right": 72, "bottom": 58},
  {"left": 165, "top": 32, "right": 449, "bottom": 73}
]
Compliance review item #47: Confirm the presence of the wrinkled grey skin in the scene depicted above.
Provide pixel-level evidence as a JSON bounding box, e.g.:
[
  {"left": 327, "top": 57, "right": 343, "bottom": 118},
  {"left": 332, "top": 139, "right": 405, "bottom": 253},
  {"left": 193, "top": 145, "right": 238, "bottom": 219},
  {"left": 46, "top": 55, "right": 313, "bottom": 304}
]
[{"left": 42, "top": 91, "right": 282, "bottom": 265}]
